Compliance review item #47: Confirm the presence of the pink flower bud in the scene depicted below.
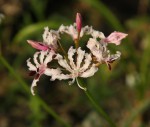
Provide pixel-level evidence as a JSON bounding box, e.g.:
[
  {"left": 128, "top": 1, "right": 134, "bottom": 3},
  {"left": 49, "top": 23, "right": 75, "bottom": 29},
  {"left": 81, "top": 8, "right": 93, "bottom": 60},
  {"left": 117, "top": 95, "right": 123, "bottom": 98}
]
[
  {"left": 104, "top": 31, "right": 128, "bottom": 45},
  {"left": 76, "top": 13, "right": 82, "bottom": 33},
  {"left": 27, "top": 40, "right": 49, "bottom": 51}
]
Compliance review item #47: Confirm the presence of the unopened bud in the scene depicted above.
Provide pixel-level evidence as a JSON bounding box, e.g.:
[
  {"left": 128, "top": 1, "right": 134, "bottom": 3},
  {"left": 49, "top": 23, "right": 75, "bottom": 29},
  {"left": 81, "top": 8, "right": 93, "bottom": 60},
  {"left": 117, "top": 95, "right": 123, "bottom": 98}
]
[{"left": 76, "top": 13, "right": 82, "bottom": 33}]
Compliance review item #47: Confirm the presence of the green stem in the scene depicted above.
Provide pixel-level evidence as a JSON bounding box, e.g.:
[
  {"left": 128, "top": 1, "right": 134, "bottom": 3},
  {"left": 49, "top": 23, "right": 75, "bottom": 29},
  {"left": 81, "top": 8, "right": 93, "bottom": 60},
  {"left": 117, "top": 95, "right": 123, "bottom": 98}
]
[
  {"left": 74, "top": 32, "right": 80, "bottom": 50},
  {"left": 58, "top": 40, "right": 67, "bottom": 56},
  {"left": 76, "top": 82, "right": 115, "bottom": 127},
  {"left": 57, "top": 40, "right": 69, "bottom": 62},
  {"left": 85, "top": 90, "right": 117, "bottom": 127},
  {"left": 74, "top": 39, "right": 79, "bottom": 50},
  {"left": 77, "top": 79, "right": 116, "bottom": 127},
  {"left": 0, "top": 55, "right": 71, "bottom": 127}
]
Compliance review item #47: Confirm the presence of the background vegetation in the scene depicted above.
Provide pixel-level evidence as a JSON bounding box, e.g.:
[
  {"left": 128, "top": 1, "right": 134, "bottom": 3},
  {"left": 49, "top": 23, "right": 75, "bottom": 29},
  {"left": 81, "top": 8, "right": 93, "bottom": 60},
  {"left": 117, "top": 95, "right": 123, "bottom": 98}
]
[{"left": 0, "top": 0, "right": 150, "bottom": 127}]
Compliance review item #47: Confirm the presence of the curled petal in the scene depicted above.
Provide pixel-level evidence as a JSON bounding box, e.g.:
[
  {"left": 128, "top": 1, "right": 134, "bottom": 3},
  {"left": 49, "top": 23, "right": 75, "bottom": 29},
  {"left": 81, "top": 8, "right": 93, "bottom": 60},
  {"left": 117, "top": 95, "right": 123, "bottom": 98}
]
[
  {"left": 68, "top": 47, "right": 76, "bottom": 69},
  {"left": 42, "top": 27, "right": 59, "bottom": 49},
  {"left": 104, "top": 31, "right": 128, "bottom": 45},
  {"left": 45, "top": 68, "right": 70, "bottom": 80},
  {"left": 80, "top": 65, "right": 98, "bottom": 78},
  {"left": 91, "top": 30, "right": 105, "bottom": 39},
  {"left": 44, "top": 51, "right": 54, "bottom": 64},
  {"left": 80, "top": 53, "right": 92, "bottom": 72},
  {"left": 69, "top": 25, "right": 78, "bottom": 39},
  {"left": 44, "top": 68, "right": 60, "bottom": 77},
  {"left": 54, "top": 73, "right": 70, "bottom": 80},
  {"left": 43, "top": 27, "right": 54, "bottom": 45},
  {"left": 33, "top": 52, "right": 40, "bottom": 67},
  {"left": 27, "top": 40, "right": 49, "bottom": 51},
  {"left": 39, "top": 51, "right": 47, "bottom": 64},
  {"left": 55, "top": 54, "right": 72, "bottom": 72},
  {"left": 31, "top": 78, "right": 39, "bottom": 95},
  {"left": 106, "top": 51, "right": 121, "bottom": 64},
  {"left": 27, "top": 58, "right": 37, "bottom": 71},
  {"left": 87, "top": 38, "right": 103, "bottom": 62},
  {"left": 77, "top": 47, "right": 85, "bottom": 68},
  {"left": 59, "top": 24, "right": 78, "bottom": 39},
  {"left": 58, "top": 25, "right": 66, "bottom": 33},
  {"left": 81, "top": 26, "right": 92, "bottom": 35}
]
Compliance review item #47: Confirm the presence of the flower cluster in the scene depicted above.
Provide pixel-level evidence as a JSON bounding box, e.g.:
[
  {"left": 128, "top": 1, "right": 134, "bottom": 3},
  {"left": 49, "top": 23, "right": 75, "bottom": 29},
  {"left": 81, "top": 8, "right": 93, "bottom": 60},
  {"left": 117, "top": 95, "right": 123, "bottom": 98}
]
[{"left": 27, "top": 13, "right": 128, "bottom": 95}]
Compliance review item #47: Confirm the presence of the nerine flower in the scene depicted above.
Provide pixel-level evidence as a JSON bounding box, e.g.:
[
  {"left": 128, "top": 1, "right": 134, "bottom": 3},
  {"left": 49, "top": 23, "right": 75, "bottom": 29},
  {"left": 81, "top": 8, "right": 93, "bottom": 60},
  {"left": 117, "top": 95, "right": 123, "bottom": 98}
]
[
  {"left": 59, "top": 24, "right": 105, "bottom": 40},
  {"left": 27, "top": 50, "right": 61, "bottom": 95},
  {"left": 55, "top": 46, "right": 98, "bottom": 90},
  {"left": 27, "top": 13, "right": 128, "bottom": 94},
  {"left": 27, "top": 27, "right": 60, "bottom": 51},
  {"left": 87, "top": 38, "right": 121, "bottom": 70}
]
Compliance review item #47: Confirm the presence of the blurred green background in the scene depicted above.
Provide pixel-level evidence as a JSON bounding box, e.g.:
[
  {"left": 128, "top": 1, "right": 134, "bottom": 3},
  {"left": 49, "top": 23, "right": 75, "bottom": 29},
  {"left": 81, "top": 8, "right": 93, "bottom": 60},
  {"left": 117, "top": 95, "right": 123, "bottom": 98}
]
[{"left": 0, "top": 0, "right": 150, "bottom": 127}]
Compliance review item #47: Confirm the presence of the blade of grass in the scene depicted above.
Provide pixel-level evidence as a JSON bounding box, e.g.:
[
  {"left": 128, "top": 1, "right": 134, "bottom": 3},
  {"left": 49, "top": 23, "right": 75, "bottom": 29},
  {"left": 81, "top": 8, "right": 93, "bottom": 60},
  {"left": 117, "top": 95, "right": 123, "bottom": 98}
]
[
  {"left": 139, "top": 33, "right": 150, "bottom": 94},
  {"left": 122, "top": 98, "right": 150, "bottom": 127},
  {"left": 0, "top": 55, "right": 71, "bottom": 127},
  {"left": 13, "top": 21, "right": 60, "bottom": 44},
  {"left": 77, "top": 79, "right": 117, "bottom": 127}
]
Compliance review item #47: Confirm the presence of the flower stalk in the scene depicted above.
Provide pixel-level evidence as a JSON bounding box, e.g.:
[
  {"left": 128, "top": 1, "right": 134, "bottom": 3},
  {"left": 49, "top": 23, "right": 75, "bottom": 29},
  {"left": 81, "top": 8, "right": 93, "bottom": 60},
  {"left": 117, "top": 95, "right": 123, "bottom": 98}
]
[
  {"left": 74, "top": 13, "right": 82, "bottom": 49},
  {"left": 76, "top": 78, "right": 116, "bottom": 127},
  {"left": 85, "top": 90, "right": 117, "bottom": 127}
]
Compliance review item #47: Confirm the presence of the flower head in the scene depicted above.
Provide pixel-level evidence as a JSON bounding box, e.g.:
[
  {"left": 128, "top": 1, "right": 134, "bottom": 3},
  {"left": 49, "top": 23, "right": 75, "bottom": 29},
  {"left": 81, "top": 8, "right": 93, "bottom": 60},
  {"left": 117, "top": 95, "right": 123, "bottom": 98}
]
[
  {"left": 87, "top": 38, "right": 121, "bottom": 70},
  {"left": 26, "top": 13, "right": 128, "bottom": 94},
  {"left": 59, "top": 24, "right": 105, "bottom": 40},
  {"left": 27, "top": 51, "right": 60, "bottom": 95},
  {"left": 55, "top": 46, "right": 98, "bottom": 90}
]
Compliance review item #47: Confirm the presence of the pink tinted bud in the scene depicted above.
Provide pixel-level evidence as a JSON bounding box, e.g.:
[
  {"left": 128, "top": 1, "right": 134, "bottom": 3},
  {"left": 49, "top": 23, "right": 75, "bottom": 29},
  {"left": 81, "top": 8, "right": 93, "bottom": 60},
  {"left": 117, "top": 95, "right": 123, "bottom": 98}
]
[
  {"left": 27, "top": 40, "right": 49, "bottom": 51},
  {"left": 104, "top": 31, "right": 128, "bottom": 45},
  {"left": 76, "top": 13, "right": 82, "bottom": 33}
]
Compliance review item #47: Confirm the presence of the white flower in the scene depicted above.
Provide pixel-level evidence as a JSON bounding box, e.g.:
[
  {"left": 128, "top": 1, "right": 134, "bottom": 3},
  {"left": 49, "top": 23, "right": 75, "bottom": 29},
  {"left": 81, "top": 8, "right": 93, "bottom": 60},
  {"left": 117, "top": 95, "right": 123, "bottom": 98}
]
[
  {"left": 27, "top": 51, "right": 61, "bottom": 95},
  {"left": 59, "top": 23, "right": 79, "bottom": 39},
  {"left": 90, "top": 29, "right": 105, "bottom": 39},
  {"left": 58, "top": 24, "right": 105, "bottom": 40},
  {"left": 55, "top": 46, "right": 98, "bottom": 90},
  {"left": 42, "top": 27, "right": 60, "bottom": 50},
  {"left": 27, "top": 27, "right": 60, "bottom": 51},
  {"left": 87, "top": 38, "right": 121, "bottom": 70}
]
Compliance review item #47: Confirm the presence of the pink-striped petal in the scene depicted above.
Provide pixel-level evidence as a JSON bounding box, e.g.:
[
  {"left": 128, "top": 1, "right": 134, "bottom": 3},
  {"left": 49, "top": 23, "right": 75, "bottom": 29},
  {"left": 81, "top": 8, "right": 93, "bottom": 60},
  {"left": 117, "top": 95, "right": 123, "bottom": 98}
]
[
  {"left": 104, "top": 32, "right": 128, "bottom": 45},
  {"left": 27, "top": 40, "right": 49, "bottom": 51}
]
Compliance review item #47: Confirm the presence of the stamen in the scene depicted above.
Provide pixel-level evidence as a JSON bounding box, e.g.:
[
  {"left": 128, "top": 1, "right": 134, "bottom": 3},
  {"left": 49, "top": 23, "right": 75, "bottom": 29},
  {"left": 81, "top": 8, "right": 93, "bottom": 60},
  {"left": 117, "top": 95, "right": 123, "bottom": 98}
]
[{"left": 76, "top": 78, "right": 87, "bottom": 90}]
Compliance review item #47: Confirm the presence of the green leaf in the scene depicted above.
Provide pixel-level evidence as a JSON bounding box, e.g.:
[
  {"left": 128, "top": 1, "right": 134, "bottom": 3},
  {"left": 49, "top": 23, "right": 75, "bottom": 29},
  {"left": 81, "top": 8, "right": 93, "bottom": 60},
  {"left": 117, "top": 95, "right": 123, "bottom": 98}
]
[{"left": 13, "top": 21, "right": 61, "bottom": 44}]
